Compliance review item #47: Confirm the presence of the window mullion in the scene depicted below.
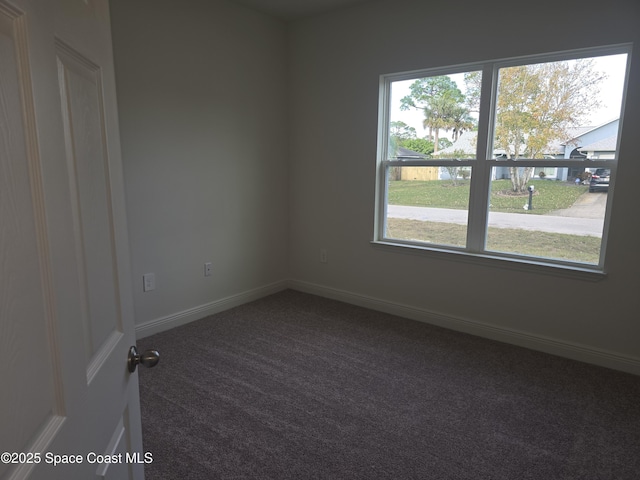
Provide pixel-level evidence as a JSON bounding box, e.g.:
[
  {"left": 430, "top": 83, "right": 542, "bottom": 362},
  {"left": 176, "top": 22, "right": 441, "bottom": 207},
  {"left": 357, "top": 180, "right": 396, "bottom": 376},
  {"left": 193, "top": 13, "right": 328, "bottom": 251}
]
[{"left": 466, "top": 63, "right": 496, "bottom": 253}]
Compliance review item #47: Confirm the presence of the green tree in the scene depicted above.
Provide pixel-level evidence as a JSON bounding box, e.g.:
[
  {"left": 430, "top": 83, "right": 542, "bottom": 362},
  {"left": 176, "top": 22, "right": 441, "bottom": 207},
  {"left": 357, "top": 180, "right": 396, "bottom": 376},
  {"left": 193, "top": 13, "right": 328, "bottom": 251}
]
[
  {"left": 450, "top": 104, "right": 475, "bottom": 141},
  {"left": 438, "top": 138, "right": 453, "bottom": 150},
  {"left": 389, "top": 121, "right": 434, "bottom": 157},
  {"left": 400, "top": 76, "right": 471, "bottom": 153},
  {"left": 390, "top": 121, "right": 417, "bottom": 140},
  {"left": 388, "top": 121, "right": 415, "bottom": 158},
  {"left": 463, "top": 71, "right": 482, "bottom": 113},
  {"left": 493, "top": 59, "right": 606, "bottom": 193},
  {"left": 435, "top": 149, "right": 474, "bottom": 186},
  {"left": 401, "top": 138, "right": 435, "bottom": 156}
]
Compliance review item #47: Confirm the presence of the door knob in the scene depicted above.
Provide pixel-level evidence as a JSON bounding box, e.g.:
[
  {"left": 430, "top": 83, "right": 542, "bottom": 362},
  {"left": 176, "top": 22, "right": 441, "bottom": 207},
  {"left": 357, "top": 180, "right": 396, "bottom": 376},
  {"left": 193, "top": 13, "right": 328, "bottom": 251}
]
[{"left": 128, "top": 346, "right": 160, "bottom": 372}]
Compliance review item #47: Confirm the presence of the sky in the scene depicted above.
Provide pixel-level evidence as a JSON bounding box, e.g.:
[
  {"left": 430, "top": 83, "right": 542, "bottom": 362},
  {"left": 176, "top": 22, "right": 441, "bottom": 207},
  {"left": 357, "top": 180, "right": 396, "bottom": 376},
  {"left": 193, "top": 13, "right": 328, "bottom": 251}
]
[{"left": 389, "top": 53, "right": 629, "bottom": 142}]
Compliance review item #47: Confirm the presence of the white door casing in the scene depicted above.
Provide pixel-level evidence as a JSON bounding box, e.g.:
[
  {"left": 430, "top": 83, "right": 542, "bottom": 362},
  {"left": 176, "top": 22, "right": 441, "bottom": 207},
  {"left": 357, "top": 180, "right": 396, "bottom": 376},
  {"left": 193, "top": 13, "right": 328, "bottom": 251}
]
[{"left": 0, "top": 1, "right": 145, "bottom": 479}]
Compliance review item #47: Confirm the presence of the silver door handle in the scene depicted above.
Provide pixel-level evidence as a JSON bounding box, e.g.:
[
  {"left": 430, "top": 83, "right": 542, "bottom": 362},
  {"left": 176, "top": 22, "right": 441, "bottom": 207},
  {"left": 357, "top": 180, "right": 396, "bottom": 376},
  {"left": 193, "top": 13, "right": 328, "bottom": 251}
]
[{"left": 128, "top": 346, "right": 160, "bottom": 372}]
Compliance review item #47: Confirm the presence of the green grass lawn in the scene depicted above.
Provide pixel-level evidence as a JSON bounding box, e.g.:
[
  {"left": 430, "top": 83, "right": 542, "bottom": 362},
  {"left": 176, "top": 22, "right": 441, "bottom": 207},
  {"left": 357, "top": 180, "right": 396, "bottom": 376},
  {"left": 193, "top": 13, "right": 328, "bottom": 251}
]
[
  {"left": 388, "top": 179, "right": 589, "bottom": 214},
  {"left": 386, "top": 179, "right": 600, "bottom": 263},
  {"left": 386, "top": 218, "right": 601, "bottom": 264}
]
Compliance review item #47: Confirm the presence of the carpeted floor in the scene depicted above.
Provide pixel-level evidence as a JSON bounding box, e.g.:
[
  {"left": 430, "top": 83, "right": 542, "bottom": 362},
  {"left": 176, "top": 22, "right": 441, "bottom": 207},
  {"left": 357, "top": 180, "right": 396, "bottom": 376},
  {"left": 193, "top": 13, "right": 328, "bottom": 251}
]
[{"left": 137, "top": 290, "right": 640, "bottom": 479}]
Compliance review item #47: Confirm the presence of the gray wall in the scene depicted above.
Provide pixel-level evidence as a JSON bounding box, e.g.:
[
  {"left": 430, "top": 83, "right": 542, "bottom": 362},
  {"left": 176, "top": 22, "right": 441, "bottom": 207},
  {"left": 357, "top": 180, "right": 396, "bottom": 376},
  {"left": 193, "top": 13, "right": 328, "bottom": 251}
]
[
  {"left": 110, "top": 0, "right": 640, "bottom": 372},
  {"left": 287, "top": 0, "right": 640, "bottom": 368},
  {"left": 110, "top": 0, "right": 289, "bottom": 331}
]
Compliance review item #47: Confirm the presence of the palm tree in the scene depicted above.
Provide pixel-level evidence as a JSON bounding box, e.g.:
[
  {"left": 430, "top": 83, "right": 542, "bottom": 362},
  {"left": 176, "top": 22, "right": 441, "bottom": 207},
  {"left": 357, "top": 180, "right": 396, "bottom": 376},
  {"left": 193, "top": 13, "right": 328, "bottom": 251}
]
[
  {"left": 401, "top": 75, "right": 474, "bottom": 152},
  {"left": 450, "top": 105, "right": 475, "bottom": 141},
  {"left": 423, "top": 90, "right": 467, "bottom": 152}
]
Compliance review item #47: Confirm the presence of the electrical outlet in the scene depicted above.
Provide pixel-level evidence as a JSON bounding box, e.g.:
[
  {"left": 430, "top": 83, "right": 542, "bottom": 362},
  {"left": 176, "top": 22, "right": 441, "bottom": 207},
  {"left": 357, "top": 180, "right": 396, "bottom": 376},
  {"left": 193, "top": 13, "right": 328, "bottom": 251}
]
[
  {"left": 320, "top": 248, "right": 328, "bottom": 263},
  {"left": 143, "top": 273, "right": 155, "bottom": 292},
  {"left": 204, "top": 262, "right": 212, "bottom": 277}
]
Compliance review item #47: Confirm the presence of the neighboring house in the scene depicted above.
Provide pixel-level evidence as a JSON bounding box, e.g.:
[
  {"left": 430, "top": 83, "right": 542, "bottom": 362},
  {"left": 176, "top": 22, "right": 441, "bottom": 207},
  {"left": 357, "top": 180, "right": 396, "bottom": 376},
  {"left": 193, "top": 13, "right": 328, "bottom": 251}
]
[
  {"left": 433, "top": 119, "right": 619, "bottom": 181},
  {"left": 433, "top": 132, "right": 477, "bottom": 181},
  {"left": 578, "top": 135, "right": 618, "bottom": 160},
  {"left": 435, "top": 131, "right": 478, "bottom": 158},
  {"left": 563, "top": 118, "right": 619, "bottom": 159},
  {"left": 558, "top": 119, "right": 619, "bottom": 180},
  {"left": 395, "top": 146, "right": 427, "bottom": 160}
]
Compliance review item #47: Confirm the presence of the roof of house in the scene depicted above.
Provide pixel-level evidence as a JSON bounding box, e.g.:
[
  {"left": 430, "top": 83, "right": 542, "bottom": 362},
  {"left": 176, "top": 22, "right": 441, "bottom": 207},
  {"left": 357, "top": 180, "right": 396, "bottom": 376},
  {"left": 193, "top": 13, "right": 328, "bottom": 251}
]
[
  {"left": 395, "top": 147, "right": 427, "bottom": 159},
  {"left": 436, "top": 131, "right": 477, "bottom": 156},
  {"left": 559, "top": 118, "right": 619, "bottom": 152},
  {"left": 565, "top": 118, "right": 619, "bottom": 141},
  {"left": 548, "top": 126, "right": 595, "bottom": 153},
  {"left": 578, "top": 135, "right": 618, "bottom": 152},
  {"left": 435, "top": 129, "right": 594, "bottom": 157},
  {"left": 435, "top": 118, "right": 619, "bottom": 157},
  {"left": 559, "top": 126, "right": 597, "bottom": 144}
]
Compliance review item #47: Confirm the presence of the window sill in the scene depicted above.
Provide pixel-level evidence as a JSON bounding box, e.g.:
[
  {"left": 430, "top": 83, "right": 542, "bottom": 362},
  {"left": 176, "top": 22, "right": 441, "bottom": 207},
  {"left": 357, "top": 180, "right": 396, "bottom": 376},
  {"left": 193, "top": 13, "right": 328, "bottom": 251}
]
[{"left": 370, "top": 240, "right": 607, "bottom": 282}]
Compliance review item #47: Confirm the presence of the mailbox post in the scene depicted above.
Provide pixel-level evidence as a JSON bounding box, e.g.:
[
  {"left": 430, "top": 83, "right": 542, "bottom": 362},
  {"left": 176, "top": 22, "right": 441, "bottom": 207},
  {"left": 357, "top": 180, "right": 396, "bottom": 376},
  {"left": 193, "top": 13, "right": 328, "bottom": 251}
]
[{"left": 527, "top": 185, "right": 535, "bottom": 211}]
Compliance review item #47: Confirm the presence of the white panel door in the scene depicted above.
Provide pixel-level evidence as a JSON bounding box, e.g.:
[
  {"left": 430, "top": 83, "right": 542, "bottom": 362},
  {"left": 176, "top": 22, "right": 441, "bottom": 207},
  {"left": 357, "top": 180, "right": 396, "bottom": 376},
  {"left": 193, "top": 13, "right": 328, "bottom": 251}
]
[{"left": 0, "top": 1, "right": 147, "bottom": 479}]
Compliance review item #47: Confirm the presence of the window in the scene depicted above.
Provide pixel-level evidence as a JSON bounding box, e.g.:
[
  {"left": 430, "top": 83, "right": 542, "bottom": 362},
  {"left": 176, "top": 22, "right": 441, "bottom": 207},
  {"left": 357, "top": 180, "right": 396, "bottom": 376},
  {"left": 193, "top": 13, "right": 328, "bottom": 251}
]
[{"left": 375, "top": 46, "right": 630, "bottom": 273}]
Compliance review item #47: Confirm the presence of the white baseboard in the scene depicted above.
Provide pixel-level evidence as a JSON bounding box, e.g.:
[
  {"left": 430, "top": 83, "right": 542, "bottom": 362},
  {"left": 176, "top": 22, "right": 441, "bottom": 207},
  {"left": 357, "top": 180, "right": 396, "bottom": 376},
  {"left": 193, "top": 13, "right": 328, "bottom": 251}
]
[
  {"left": 134, "top": 277, "right": 639, "bottom": 376},
  {"left": 135, "top": 280, "right": 289, "bottom": 339},
  {"left": 288, "top": 279, "right": 640, "bottom": 376}
]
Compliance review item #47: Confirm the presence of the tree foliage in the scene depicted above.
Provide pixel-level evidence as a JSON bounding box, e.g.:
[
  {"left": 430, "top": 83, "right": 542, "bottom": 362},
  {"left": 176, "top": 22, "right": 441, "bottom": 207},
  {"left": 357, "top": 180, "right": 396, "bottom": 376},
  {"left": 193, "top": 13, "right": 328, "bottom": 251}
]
[
  {"left": 463, "top": 71, "right": 482, "bottom": 113},
  {"left": 493, "top": 59, "right": 606, "bottom": 193},
  {"left": 389, "top": 121, "right": 435, "bottom": 157},
  {"left": 435, "top": 149, "right": 474, "bottom": 186},
  {"left": 390, "top": 121, "right": 417, "bottom": 140},
  {"left": 401, "top": 138, "right": 435, "bottom": 155},
  {"left": 400, "top": 76, "right": 474, "bottom": 153}
]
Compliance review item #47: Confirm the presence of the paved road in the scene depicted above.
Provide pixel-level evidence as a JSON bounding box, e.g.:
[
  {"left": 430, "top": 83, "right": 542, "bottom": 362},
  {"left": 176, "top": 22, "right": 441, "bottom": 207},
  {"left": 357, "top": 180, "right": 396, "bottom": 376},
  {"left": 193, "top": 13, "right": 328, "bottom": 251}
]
[{"left": 387, "top": 192, "right": 607, "bottom": 237}]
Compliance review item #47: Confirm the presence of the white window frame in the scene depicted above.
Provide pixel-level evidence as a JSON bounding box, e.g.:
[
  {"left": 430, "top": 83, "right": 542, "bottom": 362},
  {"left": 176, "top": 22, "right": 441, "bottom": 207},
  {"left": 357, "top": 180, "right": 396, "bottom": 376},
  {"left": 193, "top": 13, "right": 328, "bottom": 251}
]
[{"left": 373, "top": 45, "right": 632, "bottom": 278}]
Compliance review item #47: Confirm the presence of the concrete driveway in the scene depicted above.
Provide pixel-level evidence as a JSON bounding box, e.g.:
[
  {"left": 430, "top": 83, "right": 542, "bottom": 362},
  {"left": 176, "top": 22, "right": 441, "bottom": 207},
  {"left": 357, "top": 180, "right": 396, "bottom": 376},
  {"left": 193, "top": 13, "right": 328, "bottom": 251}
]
[
  {"left": 387, "top": 192, "right": 607, "bottom": 237},
  {"left": 549, "top": 191, "right": 608, "bottom": 219}
]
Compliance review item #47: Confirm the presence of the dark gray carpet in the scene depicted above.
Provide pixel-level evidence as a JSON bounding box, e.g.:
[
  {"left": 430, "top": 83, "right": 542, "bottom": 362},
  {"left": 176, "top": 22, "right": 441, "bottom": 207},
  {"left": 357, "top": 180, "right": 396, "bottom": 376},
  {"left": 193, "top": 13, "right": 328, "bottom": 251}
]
[{"left": 137, "top": 290, "right": 640, "bottom": 479}]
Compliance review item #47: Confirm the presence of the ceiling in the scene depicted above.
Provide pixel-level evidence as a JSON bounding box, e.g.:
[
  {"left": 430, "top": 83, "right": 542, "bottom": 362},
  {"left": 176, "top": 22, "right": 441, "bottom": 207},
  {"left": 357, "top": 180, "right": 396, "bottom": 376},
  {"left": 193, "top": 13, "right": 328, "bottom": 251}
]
[{"left": 229, "top": 0, "right": 374, "bottom": 20}]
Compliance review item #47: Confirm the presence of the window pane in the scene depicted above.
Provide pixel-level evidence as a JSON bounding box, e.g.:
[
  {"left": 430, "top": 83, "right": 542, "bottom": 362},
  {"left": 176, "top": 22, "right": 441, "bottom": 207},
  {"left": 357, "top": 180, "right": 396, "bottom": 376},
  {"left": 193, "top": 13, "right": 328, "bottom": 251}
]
[
  {"left": 492, "top": 54, "right": 628, "bottom": 162},
  {"left": 385, "top": 166, "right": 471, "bottom": 248},
  {"left": 388, "top": 71, "right": 481, "bottom": 160},
  {"left": 485, "top": 169, "right": 607, "bottom": 264}
]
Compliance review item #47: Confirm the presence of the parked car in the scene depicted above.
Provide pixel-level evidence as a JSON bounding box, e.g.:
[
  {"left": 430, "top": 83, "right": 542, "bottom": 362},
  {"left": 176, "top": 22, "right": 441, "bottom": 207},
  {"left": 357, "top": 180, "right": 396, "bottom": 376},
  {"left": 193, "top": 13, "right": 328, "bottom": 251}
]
[{"left": 589, "top": 168, "right": 611, "bottom": 192}]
